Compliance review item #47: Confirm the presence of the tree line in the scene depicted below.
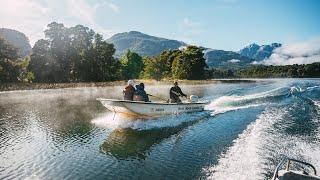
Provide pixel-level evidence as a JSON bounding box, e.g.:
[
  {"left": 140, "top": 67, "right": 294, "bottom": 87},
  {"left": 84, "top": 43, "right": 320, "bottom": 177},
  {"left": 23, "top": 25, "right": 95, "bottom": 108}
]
[
  {"left": 205, "top": 63, "right": 320, "bottom": 78},
  {"left": 0, "top": 22, "right": 207, "bottom": 83},
  {"left": 118, "top": 45, "right": 207, "bottom": 80},
  {"left": 235, "top": 63, "right": 320, "bottom": 78},
  {"left": 28, "top": 22, "right": 120, "bottom": 83},
  {"left": 1, "top": 22, "right": 320, "bottom": 84},
  {"left": 141, "top": 46, "right": 207, "bottom": 80}
]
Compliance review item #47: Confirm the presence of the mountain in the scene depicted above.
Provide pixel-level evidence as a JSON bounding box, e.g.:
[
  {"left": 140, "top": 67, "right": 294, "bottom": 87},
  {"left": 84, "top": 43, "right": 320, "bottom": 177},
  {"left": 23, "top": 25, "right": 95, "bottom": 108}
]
[
  {"left": 239, "top": 43, "right": 281, "bottom": 61},
  {"left": 0, "top": 28, "right": 32, "bottom": 58},
  {"left": 106, "top": 31, "right": 186, "bottom": 57},
  {"left": 106, "top": 31, "right": 253, "bottom": 68},
  {"left": 106, "top": 30, "right": 282, "bottom": 68},
  {"left": 204, "top": 49, "right": 254, "bottom": 68}
]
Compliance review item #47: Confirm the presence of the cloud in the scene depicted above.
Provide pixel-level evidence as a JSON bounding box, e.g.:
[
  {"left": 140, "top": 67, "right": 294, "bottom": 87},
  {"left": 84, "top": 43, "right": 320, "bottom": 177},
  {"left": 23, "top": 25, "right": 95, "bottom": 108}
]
[
  {"left": 67, "top": 0, "right": 98, "bottom": 26},
  {"left": 65, "top": 0, "right": 118, "bottom": 38},
  {"left": 0, "top": 0, "right": 117, "bottom": 46},
  {"left": 178, "top": 46, "right": 188, "bottom": 51},
  {"left": 262, "top": 38, "right": 320, "bottom": 65},
  {"left": 108, "top": 3, "right": 119, "bottom": 13},
  {"left": 177, "top": 17, "right": 202, "bottom": 45},
  {"left": 183, "top": 18, "right": 195, "bottom": 28},
  {"left": 0, "top": 0, "right": 49, "bottom": 45},
  {"left": 229, "top": 59, "right": 240, "bottom": 63}
]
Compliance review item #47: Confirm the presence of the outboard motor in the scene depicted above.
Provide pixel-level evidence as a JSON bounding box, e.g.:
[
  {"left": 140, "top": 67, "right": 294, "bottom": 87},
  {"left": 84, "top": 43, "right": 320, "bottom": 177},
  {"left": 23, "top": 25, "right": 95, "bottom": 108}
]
[{"left": 190, "top": 95, "right": 199, "bottom": 102}]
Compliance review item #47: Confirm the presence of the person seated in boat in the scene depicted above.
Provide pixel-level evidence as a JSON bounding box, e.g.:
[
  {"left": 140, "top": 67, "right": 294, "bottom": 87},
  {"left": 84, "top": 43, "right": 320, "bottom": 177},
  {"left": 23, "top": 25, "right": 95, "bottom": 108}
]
[
  {"left": 123, "top": 80, "right": 135, "bottom": 101},
  {"left": 133, "top": 83, "right": 150, "bottom": 102},
  {"left": 169, "top": 81, "right": 187, "bottom": 103}
]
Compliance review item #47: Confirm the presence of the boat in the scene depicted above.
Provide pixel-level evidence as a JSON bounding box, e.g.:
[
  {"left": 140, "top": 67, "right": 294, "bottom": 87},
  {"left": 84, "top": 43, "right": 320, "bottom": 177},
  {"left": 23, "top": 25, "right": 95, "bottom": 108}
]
[
  {"left": 272, "top": 155, "right": 320, "bottom": 180},
  {"left": 96, "top": 98, "right": 209, "bottom": 117}
]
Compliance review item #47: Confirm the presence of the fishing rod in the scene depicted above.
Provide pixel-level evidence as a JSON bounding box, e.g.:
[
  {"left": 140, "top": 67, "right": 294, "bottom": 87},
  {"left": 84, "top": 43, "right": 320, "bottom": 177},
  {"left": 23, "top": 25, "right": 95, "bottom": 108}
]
[
  {"left": 148, "top": 93, "right": 189, "bottom": 103},
  {"left": 147, "top": 94, "right": 168, "bottom": 102}
]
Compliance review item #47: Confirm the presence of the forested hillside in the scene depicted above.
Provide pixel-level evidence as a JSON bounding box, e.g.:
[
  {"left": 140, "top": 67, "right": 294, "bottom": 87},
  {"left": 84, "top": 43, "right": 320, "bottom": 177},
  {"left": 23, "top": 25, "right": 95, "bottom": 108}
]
[
  {"left": 106, "top": 31, "right": 186, "bottom": 57},
  {"left": 236, "top": 63, "right": 320, "bottom": 78},
  {"left": 204, "top": 49, "right": 253, "bottom": 68}
]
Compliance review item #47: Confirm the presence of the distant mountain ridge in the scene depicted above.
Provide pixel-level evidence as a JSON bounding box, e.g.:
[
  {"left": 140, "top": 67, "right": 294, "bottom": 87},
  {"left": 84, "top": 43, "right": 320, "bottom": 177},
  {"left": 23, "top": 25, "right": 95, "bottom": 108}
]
[
  {"left": 106, "top": 31, "right": 186, "bottom": 57},
  {"left": 0, "top": 28, "right": 32, "bottom": 58},
  {"left": 107, "top": 31, "right": 282, "bottom": 68},
  {"left": 239, "top": 43, "right": 281, "bottom": 61},
  {"left": 204, "top": 49, "right": 254, "bottom": 68}
]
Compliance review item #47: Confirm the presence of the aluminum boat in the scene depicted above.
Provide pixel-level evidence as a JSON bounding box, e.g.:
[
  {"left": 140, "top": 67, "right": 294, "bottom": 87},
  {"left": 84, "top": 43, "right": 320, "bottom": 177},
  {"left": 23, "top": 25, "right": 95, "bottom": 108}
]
[{"left": 97, "top": 98, "right": 209, "bottom": 117}]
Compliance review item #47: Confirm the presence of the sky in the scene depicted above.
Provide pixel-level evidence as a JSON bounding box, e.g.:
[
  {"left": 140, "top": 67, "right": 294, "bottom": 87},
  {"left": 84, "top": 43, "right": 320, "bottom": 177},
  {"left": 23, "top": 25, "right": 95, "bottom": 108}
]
[{"left": 1, "top": 0, "right": 320, "bottom": 52}]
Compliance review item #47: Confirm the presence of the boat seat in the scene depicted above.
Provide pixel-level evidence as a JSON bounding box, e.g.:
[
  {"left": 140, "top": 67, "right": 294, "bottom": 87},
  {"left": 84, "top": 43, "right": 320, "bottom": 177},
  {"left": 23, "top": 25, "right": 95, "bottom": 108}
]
[{"left": 278, "top": 170, "right": 320, "bottom": 180}]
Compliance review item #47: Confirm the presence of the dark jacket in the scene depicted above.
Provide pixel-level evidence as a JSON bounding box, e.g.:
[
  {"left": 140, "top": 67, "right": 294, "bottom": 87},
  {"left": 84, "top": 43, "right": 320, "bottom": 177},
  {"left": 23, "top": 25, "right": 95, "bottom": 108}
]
[
  {"left": 123, "top": 85, "right": 135, "bottom": 100},
  {"left": 169, "top": 86, "right": 186, "bottom": 103},
  {"left": 134, "top": 85, "right": 149, "bottom": 102}
]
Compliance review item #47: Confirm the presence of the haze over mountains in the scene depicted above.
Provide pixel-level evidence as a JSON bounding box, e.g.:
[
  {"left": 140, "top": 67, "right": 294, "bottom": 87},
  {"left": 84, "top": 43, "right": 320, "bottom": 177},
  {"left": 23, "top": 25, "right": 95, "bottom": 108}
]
[
  {"left": 204, "top": 49, "right": 253, "bottom": 68},
  {"left": 239, "top": 43, "right": 282, "bottom": 61},
  {"left": 0, "top": 27, "right": 281, "bottom": 67},
  {"left": 0, "top": 28, "right": 32, "bottom": 58}
]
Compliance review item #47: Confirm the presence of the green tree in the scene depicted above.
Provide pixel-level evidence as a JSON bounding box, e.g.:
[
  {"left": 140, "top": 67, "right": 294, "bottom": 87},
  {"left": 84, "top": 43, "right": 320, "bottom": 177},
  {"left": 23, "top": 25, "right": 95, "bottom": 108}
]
[
  {"left": 141, "top": 56, "right": 163, "bottom": 80},
  {"left": 67, "top": 25, "right": 95, "bottom": 81},
  {"left": 119, "top": 50, "right": 144, "bottom": 79},
  {"left": 18, "top": 56, "right": 34, "bottom": 82},
  {"left": 82, "top": 33, "right": 119, "bottom": 81},
  {"left": 141, "top": 49, "right": 181, "bottom": 80},
  {"left": 44, "top": 22, "right": 70, "bottom": 82},
  {"left": 171, "top": 46, "right": 207, "bottom": 79},
  {"left": 185, "top": 46, "right": 207, "bottom": 79},
  {"left": 28, "top": 22, "right": 119, "bottom": 82},
  {"left": 171, "top": 53, "right": 190, "bottom": 79},
  {"left": 235, "top": 63, "right": 320, "bottom": 78},
  {"left": 0, "top": 37, "right": 21, "bottom": 82},
  {"left": 28, "top": 39, "right": 61, "bottom": 82},
  {"left": 158, "top": 50, "right": 180, "bottom": 78}
]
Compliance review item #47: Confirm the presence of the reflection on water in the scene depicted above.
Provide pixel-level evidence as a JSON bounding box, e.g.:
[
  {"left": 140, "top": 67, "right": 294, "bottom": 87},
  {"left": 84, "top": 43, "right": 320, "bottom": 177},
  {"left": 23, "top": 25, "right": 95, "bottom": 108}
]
[{"left": 100, "top": 121, "right": 195, "bottom": 160}]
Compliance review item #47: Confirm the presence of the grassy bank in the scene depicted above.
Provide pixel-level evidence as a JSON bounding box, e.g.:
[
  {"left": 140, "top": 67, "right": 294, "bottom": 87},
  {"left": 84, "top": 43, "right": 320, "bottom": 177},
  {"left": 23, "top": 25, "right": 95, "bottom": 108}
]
[{"left": 0, "top": 79, "right": 255, "bottom": 92}]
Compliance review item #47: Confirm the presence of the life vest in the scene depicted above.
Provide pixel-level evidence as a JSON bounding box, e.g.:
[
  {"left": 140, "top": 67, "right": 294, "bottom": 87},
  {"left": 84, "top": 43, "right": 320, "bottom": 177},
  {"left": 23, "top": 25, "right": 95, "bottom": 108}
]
[{"left": 123, "top": 85, "right": 135, "bottom": 100}]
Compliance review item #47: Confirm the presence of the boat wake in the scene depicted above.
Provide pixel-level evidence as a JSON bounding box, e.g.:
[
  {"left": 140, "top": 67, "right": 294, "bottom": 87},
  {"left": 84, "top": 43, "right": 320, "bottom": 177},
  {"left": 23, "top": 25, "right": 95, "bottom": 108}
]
[
  {"left": 91, "top": 111, "right": 210, "bottom": 131},
  {"left": 203, "top": 107, "right": 284, "bottom": 180},
  {"left": 205, "top": 87, "right": 289, "bottom": 115},
  {"left": 203, "top": 105, "right": 320, "bottom": 179},
  {"left": 203, "top": 82, "right": 320, "bottom": 179},
  {"left": 312, "top": 100, "right": 320, "bottom": 108}
]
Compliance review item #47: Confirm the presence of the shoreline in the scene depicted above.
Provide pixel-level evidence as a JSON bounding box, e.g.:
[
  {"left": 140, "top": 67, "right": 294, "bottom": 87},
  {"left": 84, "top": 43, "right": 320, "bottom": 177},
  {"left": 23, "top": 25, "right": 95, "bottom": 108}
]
[{"left": 0, "top": 79, "right": 257, "bottom": 92}]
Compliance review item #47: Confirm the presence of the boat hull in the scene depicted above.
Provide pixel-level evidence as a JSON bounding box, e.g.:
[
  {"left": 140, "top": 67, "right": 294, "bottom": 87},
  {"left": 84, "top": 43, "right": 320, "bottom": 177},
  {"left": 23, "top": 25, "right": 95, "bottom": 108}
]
[{"left": 97, "top": 98, "right": 209, "bottom": 117}]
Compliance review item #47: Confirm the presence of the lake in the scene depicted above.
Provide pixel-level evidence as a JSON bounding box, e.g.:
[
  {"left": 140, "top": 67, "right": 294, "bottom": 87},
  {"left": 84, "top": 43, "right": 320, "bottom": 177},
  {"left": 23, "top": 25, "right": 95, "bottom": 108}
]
[{"left": 0, "top": 79, "right": 319, "bottom": 179}]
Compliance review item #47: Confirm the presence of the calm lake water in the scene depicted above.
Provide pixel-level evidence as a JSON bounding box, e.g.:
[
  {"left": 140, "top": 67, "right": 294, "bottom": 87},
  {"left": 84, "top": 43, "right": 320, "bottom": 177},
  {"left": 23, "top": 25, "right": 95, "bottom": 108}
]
[{"left": 0, "top": 79, "right": 320, "bottom": 179}]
